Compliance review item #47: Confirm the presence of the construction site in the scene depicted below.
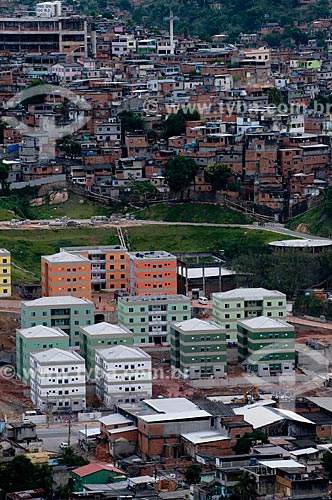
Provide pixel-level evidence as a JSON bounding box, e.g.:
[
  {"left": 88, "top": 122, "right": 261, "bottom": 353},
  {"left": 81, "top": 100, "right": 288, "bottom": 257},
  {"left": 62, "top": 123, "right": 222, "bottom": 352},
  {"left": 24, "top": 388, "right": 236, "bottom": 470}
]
[{"left": 1, "top": 297, "right": 332, "bottom": 420}]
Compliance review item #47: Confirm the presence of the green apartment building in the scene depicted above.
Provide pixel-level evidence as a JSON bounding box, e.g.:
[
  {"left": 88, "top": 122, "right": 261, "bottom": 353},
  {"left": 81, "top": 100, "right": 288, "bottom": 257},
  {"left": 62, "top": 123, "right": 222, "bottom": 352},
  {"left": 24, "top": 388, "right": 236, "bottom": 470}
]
[
  {"left": 118, "top": 294, "right": 191, "bottom": 345},
  {"left": 16, "top": 325, "right": 70, "bottom": 385},
  {"left": 79, "top": 322, "right": 134, "bottom": 380},
  {"left": 21, "top": 296, "right": 95, "bottom": 347},
  {"left": 170, "top": 318, "right": 226, "bottom": 379},
  {"left": 212, "top": 288, "right": 287, "bottom": 342},
  {"left": 237, "top": 316, "right": 295, "bottom": 376}
]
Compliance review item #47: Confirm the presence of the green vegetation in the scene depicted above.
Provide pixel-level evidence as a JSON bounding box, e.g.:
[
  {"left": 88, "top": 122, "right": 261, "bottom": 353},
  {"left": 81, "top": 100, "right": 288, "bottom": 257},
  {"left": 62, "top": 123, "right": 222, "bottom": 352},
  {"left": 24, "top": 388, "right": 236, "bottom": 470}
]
[
  {"left": 234, "top": 430, "right": 268, "bottom": 455},
  {"left": 119, "top": 110, "right": 144, "bottom": 140},
  {"left": 29, "top": 194, "right": 114, "bottom": 220},
  {"left": 0, "top": 193, "right": 114, "bottom": 220},
  {"left": 230, "top": 470, "right": 257, "bottom": 500},
  {"left": 322, "top": 450, "right": 332, "bottom": 479},
  {"left": 0, "top": 227, "right": 118, "bottom": 284},
  {"left": 58, "top": 447, "right": 89, "bottom": 467},
  {"left": 233, "top": 250, "right": 332, "bottom": 298},
  {"left": 136, "top": 203, "right": 251, "bottom": 224},
  {"left": 129, "top": 0, "right": 325, "bottom": 40},
  {"left": 163, "top": 109, "right": 200, "bottom": 138},
  {"left": 204, "top": 162, "right": 234, "bottom": 192},
  {"left": 126, "top": 225, "right": 291, "bottom": 256},
  {"left": 184, "top": 464, "right": 202, "bottom": 485},
  {"left": 0, "top": 206, "right": 15, "bottom": 220},
  {"left": 286, "top": 205, "right": 332, "bottom": 238},
  {"left": 294, "top": 294, "right": 332, "bottom": 320},
  {"left": 1, "top": 225, "right": 289, "bottom": 285},
  {"left": 164, "top": 156, "right": 198, "bottom": 195},
  {"left": 0, "top": 455, "right": 53, "bottom": 496}
]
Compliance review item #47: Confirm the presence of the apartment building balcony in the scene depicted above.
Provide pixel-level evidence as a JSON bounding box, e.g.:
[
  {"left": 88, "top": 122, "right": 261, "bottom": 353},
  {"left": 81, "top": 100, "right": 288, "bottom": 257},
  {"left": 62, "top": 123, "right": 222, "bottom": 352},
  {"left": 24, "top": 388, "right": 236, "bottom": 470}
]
[
  {"left": 92, "top": 276, "right": 106, "bottom": 282},
  {"left": 91, "top": 265, "right": 106, "bottom": 271}
]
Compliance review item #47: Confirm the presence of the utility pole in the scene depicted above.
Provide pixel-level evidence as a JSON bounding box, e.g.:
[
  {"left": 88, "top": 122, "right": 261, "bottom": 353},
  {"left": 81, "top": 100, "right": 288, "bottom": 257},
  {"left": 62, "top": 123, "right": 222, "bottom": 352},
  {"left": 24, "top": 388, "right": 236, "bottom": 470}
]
[
  {"left": 46, "top": 392, "right": 49, "bottom": 428},
  {"left": 85, "top": 423, "right": 88, "bottom": 460},
  {"left": 67, "top": 412, "right": 71, "bottom": 446}
]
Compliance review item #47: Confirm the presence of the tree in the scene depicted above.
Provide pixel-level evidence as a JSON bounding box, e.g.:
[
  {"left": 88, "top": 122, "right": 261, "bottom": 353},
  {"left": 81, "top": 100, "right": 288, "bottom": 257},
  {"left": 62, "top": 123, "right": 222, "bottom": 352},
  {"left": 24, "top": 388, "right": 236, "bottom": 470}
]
[
  {"left": 322, "top": 185, "right": 332, "bottom": 216},
  {"left": 322, "top": 450, "right": 332, "bottom": 478},
  {"left": 233, "top": 430, "right": 268, "bottom": 455},
  {"left": 230, "top": 470, "right": 257, "bottom": 500},
  {"left": 163, "top": 109, "right": 200, "bottom": 139},
  {"left": 0, "top": 456, "right": 53, "bottom": 496},
  {"left": 58, "top": 446, "right": 89, "bottom": 467},
  {"left": 184, "top": 463, "right": 202, "bottom": 485},
  {"left": 204, "top": 162, "right": 233, "bottom": 192},
  {"left": 56, "top": 135, "right": 81, "bottom": 158},
  {"left": 118, "top": 110, "right": 144, "bottom": 138},
  {"left": 164, "top": 155, "right": 198, "bottom": 197},
  {"left": 267, "top": 87, "right": 283, "bottom": 107},
  {"left": 0, "top": 160, "right": 10, "bottom": 191}
]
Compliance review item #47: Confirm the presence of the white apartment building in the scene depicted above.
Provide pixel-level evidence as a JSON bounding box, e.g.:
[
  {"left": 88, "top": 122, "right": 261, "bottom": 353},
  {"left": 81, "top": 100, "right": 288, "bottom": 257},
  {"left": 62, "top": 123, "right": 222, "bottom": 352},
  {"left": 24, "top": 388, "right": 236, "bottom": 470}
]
[
  {"left": 30, "top": 348, "right": 86, "bottom": 411},
  {"left": 95, "top": 345, "right": 152, "bottom": 407}
]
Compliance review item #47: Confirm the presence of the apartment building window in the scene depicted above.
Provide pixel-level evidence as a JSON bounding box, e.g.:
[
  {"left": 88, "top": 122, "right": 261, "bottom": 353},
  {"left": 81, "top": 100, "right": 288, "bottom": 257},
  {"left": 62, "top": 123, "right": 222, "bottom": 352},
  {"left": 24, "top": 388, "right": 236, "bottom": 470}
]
[
  {"left": 278, "top": 301, "right": 283, "bottom": 306},
  {"left": 267, "top": 301, "right": 272, "bottom": 306},
  {"left": 225, "top": 304, "right": 229, "bottom": 309},
  {"left": 129, "top": 308, "right": 134, "bottom": 312},
  {"left": 225, "top": 314, "right": 230, "bottom": 319},
  {"left": 267, "top": 312, "right": 272, "bottom": 317},
  {"left": 236, "top": 303, "right": 241, "bottom": 308},
  {"left": 278, "top": 312, "right": 283, "bottom": 316}
]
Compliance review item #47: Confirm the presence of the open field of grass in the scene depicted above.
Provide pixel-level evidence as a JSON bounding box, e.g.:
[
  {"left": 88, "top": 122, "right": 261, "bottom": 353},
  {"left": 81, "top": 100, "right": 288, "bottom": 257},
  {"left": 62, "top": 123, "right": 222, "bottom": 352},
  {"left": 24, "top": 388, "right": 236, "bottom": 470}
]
[
  {"left": 286, "top": 205, "right": 332, "bottom": 238},
  {"left": 0, "top": 206, "right": 16, "bottom": 220},
  {"left": 136, "top": 203, "right": 252, "bottom": 224},
  {"left": 29, "top": 194, "right": 115, "bottom": 220},
  {"left": 3, "top": 224, "right": 293, "bottom": 285},
  {"left": 126, "top": 224, "right": 291, "bottom": 255}
]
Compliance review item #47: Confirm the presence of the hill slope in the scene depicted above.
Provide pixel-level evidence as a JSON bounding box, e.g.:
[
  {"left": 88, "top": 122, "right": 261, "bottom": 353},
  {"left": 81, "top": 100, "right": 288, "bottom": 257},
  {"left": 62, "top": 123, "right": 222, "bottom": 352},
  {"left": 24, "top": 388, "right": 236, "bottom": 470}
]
[
  {"left": 286, "top": 205, "right": 332, "bottom": 238},
  {"left": 128, "top": 0, "right": 325, "bottom": 39}
]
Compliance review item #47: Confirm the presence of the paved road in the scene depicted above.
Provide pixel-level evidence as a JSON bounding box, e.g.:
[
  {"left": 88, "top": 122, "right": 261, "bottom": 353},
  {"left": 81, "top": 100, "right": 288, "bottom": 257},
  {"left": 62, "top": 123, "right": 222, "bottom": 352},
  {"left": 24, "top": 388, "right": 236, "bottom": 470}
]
[
  {"left": 0, "top": 218, "right": 329, "bottom": 241},
  {"left": 36, "top": 421, "right": 98, "bottom": 451}
]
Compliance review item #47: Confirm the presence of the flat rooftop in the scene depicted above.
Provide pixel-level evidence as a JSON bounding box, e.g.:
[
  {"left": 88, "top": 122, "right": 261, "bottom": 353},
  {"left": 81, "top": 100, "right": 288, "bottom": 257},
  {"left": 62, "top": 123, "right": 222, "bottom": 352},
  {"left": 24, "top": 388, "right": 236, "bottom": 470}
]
[
  {"left": 118, "top": 294, "right": 189, "bottom": 303},
  {"left": 269, "top": 239, "right": 332, "bottom": 248},
  {"left": 213, "top": 287, "right": 286, "bottom": 300},
  {"left": 22, "top": 296, "right": 94, "bottom": 307},
  {"left": 127, "top": 250, "right": 176, "bottom": 260}
]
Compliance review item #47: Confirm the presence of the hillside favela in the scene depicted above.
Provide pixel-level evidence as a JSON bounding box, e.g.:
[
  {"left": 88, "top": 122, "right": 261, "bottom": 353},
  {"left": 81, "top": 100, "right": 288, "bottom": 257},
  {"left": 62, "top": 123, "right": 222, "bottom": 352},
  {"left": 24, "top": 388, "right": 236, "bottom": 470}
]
[{"left": 4, "top": 0, "right": 332, "bottom": 499}]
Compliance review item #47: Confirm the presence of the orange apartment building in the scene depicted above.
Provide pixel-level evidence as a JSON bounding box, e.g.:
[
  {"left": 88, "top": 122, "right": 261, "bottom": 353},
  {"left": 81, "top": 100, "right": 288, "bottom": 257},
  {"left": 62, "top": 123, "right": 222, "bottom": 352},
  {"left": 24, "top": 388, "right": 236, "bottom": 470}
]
[
  {"left": 126, "top": 250, "right": 177, "bottom": 296},
  {"left": 41, "top": 251, "right": 92, "bottom": 300},
  {"left": 61, "top": 246, "right": 127, "bottom": 292}
]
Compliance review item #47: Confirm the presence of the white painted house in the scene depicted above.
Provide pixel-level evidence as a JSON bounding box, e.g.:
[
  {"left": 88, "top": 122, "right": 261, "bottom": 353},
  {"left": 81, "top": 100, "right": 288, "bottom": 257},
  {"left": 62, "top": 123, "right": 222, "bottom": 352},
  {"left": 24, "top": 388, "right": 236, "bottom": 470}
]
[{"left": 95, "top": 345, "right": 152, "bottom": 407}]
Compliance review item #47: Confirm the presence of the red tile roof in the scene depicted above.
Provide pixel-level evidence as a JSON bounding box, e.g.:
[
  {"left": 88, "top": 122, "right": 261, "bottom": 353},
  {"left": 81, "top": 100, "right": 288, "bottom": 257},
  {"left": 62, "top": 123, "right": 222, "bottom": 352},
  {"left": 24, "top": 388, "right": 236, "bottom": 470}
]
[{"left": 72, "top": 463, "right": 126, "bottom": 478}]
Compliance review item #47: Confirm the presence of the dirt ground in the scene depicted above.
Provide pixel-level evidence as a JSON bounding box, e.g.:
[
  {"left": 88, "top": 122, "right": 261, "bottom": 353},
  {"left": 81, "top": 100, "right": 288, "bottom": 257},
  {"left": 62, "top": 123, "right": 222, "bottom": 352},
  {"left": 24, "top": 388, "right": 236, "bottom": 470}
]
[
  {"left": 2, "top": 311, "right": 332, "bottom": 418},
  {"left": 0, "top": 316, "right": 19, "bottom": 351}
]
